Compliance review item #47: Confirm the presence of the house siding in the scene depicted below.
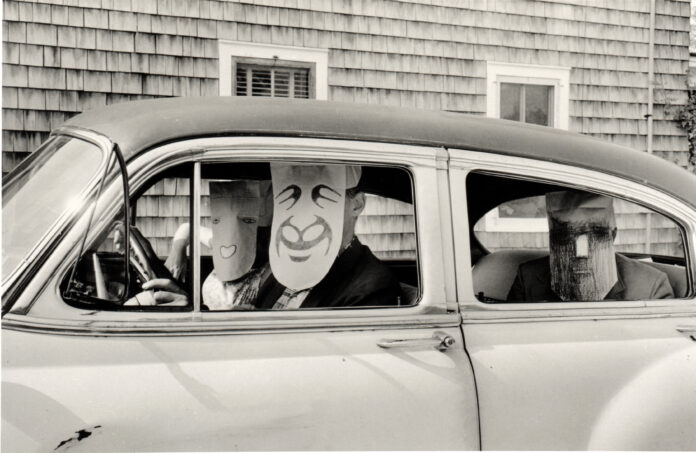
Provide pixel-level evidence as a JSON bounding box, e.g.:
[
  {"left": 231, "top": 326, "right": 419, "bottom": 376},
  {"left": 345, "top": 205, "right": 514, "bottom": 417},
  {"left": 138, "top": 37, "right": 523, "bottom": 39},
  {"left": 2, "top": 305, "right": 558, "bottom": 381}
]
[{"left": 3, "top": 0, "right": 692, "bottom": 172}]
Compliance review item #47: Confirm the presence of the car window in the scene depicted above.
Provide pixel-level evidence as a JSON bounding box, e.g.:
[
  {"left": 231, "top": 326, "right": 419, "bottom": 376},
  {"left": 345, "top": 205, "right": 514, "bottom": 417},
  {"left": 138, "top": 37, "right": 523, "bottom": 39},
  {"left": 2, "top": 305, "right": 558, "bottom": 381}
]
[
  {"left": 62, "top": 161, "right": 419, "bottom": 311},
  {"left": 468, "top": 172, "right": 688, "bottom": 303},
  {"left": 2, "top": 136, "right": 105, "bottom": 280}
]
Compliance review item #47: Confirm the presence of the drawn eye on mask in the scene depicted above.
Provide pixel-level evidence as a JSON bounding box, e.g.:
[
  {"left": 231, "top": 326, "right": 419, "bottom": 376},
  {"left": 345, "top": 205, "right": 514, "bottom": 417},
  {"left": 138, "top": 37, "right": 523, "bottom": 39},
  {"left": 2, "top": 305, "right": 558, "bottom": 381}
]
[
  {"left": 276, "top": 185, "right": 301, "bottom": 210},
  {"left": 311, "top": 184, "right": 340, "bottom": 208}
]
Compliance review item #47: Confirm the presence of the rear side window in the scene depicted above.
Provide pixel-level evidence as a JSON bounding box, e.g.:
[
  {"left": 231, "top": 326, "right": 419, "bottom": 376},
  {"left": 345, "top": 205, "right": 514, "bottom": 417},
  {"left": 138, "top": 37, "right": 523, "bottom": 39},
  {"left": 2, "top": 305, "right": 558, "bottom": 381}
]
[{"left": 468, "top": 172, "right": 688, "bottom": 303}]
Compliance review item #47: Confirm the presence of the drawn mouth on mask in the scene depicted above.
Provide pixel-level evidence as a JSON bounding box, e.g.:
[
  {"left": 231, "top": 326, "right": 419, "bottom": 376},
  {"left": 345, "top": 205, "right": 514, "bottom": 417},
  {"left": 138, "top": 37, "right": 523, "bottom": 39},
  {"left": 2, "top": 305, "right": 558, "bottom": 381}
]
[
  {"left": 276, "top": 216, "right": 333, "bottom": 262},
  {"left": 219, "top": 244, "right": 237, "bottom": 258}
]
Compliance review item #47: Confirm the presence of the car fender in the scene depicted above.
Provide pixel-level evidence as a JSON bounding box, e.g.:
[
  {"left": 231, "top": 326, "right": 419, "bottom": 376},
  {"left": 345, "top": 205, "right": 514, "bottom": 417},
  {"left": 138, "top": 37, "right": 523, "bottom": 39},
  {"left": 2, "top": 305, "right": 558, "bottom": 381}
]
[{"left": 588, "top": 344, "right": 696, "bottom": 450}]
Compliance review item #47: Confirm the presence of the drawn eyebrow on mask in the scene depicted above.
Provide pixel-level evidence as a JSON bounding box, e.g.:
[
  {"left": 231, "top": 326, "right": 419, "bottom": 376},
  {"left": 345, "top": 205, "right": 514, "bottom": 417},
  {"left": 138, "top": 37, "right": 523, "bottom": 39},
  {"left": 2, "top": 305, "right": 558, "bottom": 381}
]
[
  {"left": 276, "top": 185, "right": 301, "bottom": 209},
  {"left": 312, "top": 184, "right": 341, "bottom": 208}
]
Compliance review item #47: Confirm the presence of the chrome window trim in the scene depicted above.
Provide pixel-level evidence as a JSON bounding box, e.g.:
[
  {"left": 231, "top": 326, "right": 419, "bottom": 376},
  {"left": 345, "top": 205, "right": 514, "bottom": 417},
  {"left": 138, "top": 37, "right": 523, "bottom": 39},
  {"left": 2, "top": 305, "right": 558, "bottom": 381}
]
[
  {"left": 1, "top": 127, "right": 113, "bottom": 305},
  {"left": 13, "top": 137, "right": 455, "bottom": 333},
  {"left": 1, "top": 311, "right": 462, "bottom": 337},
  {"left": 449, "top": 149, "right": 696, "bottom": 319}
]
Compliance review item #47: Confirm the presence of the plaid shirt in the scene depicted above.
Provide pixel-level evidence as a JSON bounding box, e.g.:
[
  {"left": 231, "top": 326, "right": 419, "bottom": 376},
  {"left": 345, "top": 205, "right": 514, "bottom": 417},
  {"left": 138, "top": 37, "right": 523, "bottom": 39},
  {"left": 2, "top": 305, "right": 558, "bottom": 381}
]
[
  {"left": 272, "top": 287, "right": 310, "bottom": 309},
  {"left": 202, "top": 265, "right": 269, "bottom": 310}
]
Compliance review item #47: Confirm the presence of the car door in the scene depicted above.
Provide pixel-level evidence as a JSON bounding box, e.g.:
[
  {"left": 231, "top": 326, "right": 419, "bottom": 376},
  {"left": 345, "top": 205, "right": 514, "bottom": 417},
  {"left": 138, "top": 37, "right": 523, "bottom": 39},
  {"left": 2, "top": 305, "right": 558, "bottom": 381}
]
[
  {"left": 448, "top": 149, "right": 696, "bottom": 450},
  {"left": 2, "top": 136, "right": 479, "bottom": 452}
]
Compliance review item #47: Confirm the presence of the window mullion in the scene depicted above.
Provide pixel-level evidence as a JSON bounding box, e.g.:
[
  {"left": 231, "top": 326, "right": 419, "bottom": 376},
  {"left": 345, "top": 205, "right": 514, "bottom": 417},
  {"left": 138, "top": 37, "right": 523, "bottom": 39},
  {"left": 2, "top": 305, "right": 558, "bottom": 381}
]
[
  {"left": 519, "top": 85, "right": 526, "bottom": 123},
  {"left": 290, "top": 69, "right": 296, "bottom": 98},
  {"left": 192, "top": 162, "right": 201, "bottom": 315},
  {"left": 246, "top": 68, "right": 252, "bottom": 97}
]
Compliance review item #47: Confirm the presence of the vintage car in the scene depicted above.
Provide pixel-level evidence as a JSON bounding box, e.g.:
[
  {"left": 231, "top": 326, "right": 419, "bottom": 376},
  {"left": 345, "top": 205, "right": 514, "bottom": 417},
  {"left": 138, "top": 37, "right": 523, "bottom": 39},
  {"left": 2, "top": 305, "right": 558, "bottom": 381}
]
[{"left": 2, "top": 97, "right": 696, "bottom": 451}]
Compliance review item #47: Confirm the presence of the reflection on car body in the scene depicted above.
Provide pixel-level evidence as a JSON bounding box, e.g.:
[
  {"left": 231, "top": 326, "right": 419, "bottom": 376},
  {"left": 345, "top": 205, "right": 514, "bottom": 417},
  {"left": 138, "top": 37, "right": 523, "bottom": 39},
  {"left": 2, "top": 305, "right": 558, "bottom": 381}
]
[{"left": 2, "top": 97, "right": 696, "bottom": 451}]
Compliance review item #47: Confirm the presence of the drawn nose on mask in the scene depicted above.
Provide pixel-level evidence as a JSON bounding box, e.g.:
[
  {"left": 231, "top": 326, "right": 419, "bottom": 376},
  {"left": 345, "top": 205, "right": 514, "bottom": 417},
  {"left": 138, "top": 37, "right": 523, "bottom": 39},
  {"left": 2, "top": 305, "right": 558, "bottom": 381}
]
[{"left": 575, "top": 234, "right": 589, "bottom": 257}]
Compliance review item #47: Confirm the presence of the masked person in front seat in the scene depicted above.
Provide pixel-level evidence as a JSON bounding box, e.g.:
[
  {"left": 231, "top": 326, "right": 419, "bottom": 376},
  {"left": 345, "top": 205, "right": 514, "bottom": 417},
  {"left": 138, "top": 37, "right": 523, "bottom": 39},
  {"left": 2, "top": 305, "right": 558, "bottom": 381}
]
[
  {"left": 507, "top": 190, "right": 674, "bottom": 302},
  {"left": 132, "top": 179, "right": 272, "bottom": 309},
  {"left": 254, "top": 163, "right": 402, "bottom": 309}
]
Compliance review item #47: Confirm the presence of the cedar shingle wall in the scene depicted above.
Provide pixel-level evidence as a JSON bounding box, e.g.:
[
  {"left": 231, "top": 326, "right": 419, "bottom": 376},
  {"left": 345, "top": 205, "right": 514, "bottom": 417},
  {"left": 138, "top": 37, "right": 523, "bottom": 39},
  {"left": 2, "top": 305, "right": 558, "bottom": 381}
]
[{"left": 2, "top": 0, "right": 692, "bottom": 173}]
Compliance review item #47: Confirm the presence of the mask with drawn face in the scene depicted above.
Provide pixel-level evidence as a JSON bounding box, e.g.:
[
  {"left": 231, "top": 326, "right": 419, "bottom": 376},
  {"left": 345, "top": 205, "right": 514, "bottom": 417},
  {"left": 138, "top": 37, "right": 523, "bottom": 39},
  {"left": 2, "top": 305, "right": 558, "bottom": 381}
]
[
  {"left": 209, "top": 180, "right": 261, "bottom": 282},
  {"left": 547, "top": 191, "right": 618, "bottom": 301},
  {"left": 269, "top": 164, "right": 347, "bottom": 290}
]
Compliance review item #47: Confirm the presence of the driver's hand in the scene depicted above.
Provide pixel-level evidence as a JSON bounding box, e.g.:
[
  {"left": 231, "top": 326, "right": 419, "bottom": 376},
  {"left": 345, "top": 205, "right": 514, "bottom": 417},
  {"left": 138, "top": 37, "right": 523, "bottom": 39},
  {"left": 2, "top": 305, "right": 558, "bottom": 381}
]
[{"left": 141, "top": 278, "right": 188, "bottom": 306}]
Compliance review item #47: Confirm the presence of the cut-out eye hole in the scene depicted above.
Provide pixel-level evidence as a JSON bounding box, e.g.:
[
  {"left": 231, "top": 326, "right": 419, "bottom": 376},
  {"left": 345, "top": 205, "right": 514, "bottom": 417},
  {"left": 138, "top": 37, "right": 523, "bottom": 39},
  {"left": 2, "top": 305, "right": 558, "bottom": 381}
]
[
  {"left": 212, "top": 218, "right": 221, "bottom": 224},
  {"left": 241, "top": 217, "right": 257, "bottom": 224},
  {"left": 311, "top": 184, "right": 341, "bottom": 208},
  {"left": 276, "top": 185, "right": 301, "bottom": 210}
]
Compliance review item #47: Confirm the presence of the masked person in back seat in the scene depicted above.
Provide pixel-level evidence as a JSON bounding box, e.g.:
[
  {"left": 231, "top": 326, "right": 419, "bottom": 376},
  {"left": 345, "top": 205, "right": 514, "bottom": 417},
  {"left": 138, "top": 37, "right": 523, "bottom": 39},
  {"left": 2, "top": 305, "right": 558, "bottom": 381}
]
[
  {"left": 254, "top": 164, "right": 402, "bottom": 309},
  {"left": 507, "top": 190, "right": 674, "bottom": 302}
]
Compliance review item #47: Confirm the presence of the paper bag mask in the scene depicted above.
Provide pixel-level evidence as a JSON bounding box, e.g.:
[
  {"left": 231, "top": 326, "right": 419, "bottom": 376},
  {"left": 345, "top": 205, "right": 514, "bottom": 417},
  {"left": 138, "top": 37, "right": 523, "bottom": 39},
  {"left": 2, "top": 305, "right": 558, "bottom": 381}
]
[
  {"left": 269, "top": 164, "right": 347, "bottom": 290},
  {"left": 209, "top": 180, "right": 261, "bottom": 282},
  {"left": 546, "top": 190, "right": 618, "bottom": 301}
]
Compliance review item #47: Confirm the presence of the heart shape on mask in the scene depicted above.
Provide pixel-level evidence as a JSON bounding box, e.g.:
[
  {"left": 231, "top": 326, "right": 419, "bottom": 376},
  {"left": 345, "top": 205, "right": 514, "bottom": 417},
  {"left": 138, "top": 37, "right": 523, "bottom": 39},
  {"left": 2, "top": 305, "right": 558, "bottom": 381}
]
[{"left": 219, "top": 244, "right": 237, "bottom": 259}]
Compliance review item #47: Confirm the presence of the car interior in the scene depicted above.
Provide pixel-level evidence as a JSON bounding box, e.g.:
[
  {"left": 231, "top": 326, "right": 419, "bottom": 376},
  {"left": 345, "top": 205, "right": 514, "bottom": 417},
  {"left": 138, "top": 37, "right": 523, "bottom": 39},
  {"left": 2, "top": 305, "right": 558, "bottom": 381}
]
[
  {"left": 62, "top": 162, "right": 420, "bottom": 310},
  {"left": 467, "top": 171, "right": 689, "bottom": 302},
  {"left": 61, "top": 165, "right": 690, "bottom": 310}
]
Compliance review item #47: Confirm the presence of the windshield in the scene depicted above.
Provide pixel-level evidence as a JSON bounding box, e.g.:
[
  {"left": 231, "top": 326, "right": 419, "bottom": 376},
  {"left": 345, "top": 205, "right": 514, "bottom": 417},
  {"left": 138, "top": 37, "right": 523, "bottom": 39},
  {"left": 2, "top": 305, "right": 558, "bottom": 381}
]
[{"left": 2, "top": 136, "right": 105, "bottom": 281}]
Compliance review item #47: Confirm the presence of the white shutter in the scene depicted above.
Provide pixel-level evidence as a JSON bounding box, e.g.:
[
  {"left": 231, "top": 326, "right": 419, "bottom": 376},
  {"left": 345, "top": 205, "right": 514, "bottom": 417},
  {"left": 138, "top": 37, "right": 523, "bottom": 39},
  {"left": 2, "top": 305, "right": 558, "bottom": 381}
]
[{"left": 236, "top": 64, "right": 310, "bottom": 99}]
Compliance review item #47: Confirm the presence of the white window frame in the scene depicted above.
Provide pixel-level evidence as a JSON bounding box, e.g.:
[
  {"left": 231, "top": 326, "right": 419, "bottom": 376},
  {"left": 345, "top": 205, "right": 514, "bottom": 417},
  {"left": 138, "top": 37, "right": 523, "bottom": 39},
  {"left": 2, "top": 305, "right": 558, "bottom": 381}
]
[
  {"left": 484, "top": 61, "right": 570, "bottom": 232},
  {"left": 218, "top": 40, "right": 328, "bottom": 100}
]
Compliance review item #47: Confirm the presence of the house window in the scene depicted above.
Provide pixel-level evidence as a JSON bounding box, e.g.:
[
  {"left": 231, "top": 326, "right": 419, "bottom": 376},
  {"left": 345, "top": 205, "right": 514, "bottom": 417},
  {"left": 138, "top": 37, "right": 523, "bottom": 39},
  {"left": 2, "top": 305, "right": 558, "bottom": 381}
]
[
  {"left": 500, "top": 83, "right": 554, "bottom": 126},
  {"left": 235, "top": 63, "right": 310, "bottom": 98},
  {"left": 218, "top": 41, "right": 328, "bottom": 100},
  {"left": 486, "top": 61, "right": 570, "bottom": 130},
  {"left": 484, "top": 62, "right": 571, "bottom": 232}
]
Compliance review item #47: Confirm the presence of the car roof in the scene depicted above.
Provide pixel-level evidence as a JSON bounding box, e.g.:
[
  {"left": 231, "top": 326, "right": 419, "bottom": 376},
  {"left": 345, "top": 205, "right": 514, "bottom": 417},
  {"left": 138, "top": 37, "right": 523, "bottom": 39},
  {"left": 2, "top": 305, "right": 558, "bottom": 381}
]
[{"left": 62, "top": 96, "right": 696, "bottom": 208}]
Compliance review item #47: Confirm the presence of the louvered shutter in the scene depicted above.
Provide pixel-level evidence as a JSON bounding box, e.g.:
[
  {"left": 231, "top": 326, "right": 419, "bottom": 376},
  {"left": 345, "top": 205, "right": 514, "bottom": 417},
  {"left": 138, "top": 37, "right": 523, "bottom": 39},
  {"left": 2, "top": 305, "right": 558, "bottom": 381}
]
[{"left": 236, "top": 64, "right": 310, "bottom": 99}]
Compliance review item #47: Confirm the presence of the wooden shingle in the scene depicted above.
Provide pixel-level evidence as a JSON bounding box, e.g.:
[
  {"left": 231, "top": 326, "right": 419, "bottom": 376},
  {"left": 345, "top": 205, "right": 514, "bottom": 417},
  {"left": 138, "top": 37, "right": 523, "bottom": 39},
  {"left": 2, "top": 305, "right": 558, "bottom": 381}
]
[
  {"left": 26, "top": 23, "right": 57, "bottom": 46},
  {"left": 2, "top": 87, "right": 19, "bottom": 109},
  {"left": 75, "top": 27, "right": 96, "bottom": 49},
  {"left": 28, "top": 67, "right": 66, "bottom": 90},
  {"left": 86, "top": 50, "right": 107, "bottom": 71},
  {"left": 18, "top": 43, "right": 43, "bottom": 67},
  {"left": 108, "top": 10, "right": 137, "bottom": 31},
  {"left": 83, "top": 70, "right": 112, "bottom": 92}
]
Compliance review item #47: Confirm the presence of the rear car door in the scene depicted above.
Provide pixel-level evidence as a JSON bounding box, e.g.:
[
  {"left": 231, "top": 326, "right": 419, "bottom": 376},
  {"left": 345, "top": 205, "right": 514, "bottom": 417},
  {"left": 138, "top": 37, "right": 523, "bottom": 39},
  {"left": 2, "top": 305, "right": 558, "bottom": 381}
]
[
  {"left": 2, "top": 136, "right": 479, "bottom": 451},
  {"left": 448, "top": 149, "right": 696, "bottom": 450}
]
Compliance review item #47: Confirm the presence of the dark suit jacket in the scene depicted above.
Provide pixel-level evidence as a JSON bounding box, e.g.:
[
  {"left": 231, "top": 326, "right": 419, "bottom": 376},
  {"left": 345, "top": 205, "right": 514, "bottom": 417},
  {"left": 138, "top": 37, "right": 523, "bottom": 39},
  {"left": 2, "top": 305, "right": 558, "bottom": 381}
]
[
  {"left": 255, "top": 238, "right": 402, "bottom": 309},
  {"left": 507, "top": 253, "right": 674, "bottom": 302}
]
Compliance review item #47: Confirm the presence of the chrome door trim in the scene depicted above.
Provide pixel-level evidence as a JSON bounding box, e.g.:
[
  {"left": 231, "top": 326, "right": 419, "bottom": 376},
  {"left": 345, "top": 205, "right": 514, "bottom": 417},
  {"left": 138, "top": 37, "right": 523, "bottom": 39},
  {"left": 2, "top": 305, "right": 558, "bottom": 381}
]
[
  {"left": 2, "top": 127, "right": 114, "bottom": 308},
  {"left": 1, "top": 311, "right": 462, "bottom": 337},
  {"left": 449, "top": 149, "right": 696, "bottom": 319}
]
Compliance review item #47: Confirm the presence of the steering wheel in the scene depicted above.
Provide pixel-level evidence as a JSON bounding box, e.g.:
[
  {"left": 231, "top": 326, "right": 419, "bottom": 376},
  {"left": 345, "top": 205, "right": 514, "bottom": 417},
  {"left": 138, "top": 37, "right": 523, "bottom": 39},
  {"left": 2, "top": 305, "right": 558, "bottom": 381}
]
[
  {"left": 128, "top": 225, "right": 176, "bottom": 284},
  {"left": 86, "top": 224, "right": 176, "bottom": 303}
]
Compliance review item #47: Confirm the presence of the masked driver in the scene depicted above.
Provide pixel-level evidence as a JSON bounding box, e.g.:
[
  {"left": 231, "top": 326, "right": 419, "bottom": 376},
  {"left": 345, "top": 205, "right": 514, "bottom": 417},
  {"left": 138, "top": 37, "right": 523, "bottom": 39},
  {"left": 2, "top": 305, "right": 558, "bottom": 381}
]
[
  {"left": 254, "top": 163, "right": 402, "bottom": 309},
  {"left": 507, "top": 190, "right": 673, "bottom": 302},
  {"left": 132, "top": 179, "right": 272, "bottom": 309}
]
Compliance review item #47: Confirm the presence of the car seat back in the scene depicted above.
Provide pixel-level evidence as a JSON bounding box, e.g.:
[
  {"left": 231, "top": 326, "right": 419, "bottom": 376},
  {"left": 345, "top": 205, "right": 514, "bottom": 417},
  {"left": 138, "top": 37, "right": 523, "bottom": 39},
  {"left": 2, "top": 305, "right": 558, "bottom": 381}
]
[
  {"left": 473, "top": 249, "right": 688, "bottom": 301},
  {"left": 472, "top": 249, "right": 547, "bottom": 301}
]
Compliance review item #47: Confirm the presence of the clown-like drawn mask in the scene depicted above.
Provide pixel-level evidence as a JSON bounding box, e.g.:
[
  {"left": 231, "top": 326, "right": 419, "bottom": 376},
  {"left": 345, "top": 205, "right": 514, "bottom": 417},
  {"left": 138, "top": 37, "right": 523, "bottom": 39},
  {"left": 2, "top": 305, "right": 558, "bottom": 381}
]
[
  {"left": 546, "top": 190, "right": 618, "bottom": 301},
  {"left": 269, "top": 164, "right": 348, "bottom": 290},
  {"left": 209, "top": 180, "right": 261, "bottom": 282}
]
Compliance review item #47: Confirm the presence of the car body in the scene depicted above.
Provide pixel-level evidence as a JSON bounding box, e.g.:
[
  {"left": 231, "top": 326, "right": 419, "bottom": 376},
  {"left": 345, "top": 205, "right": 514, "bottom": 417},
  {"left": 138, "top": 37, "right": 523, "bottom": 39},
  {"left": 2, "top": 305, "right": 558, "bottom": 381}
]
[{"left": 2, "top": 97, "right": 696, "bottom": 451}]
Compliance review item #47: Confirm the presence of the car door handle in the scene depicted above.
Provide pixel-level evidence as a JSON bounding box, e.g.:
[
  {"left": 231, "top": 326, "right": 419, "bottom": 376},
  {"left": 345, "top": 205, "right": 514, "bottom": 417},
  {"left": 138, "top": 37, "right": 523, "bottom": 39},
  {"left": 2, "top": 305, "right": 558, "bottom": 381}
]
[
  {"left": 377, "top": 331, "right": 455, "bottom": 351},
  {"left": 676, "top": 326, "right": 696, "bottom": 341}
]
